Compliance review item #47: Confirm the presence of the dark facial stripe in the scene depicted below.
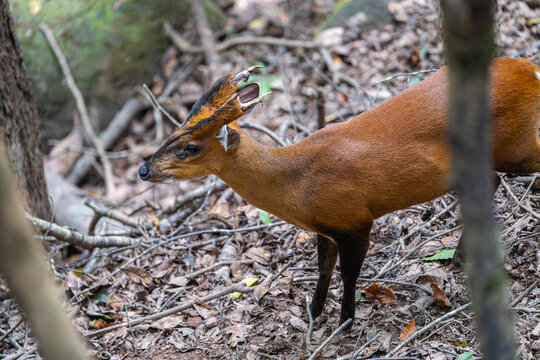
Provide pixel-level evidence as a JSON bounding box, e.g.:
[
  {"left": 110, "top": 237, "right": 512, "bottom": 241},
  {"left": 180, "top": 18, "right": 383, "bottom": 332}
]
[
  {"left": 190, "top": 101, "right": 238, "bottom": 132},
  {"left": 151, "top": 130, "right": 192, "bottom": 160},
  {"left": 184, "top": 74, "right": 234, "bottom": 125}
]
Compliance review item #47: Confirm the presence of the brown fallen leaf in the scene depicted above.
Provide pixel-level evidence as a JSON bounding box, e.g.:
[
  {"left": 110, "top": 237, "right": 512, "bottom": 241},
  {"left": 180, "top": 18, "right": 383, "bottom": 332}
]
[
  {"left": 399, "top": 318, "right": 417, "bottom": 342},
  {"left": 244, "top": 247, "right": 271, "bottom": 265},
  {"left": 253, "top": 274, "right": 273, "bottom": 302},
  {"left": 365, "top": 283, "right": 397, "bottom": 307},
  {"left": 122, "top": 266, "right": 152, "bottom": 285},
  {"left": 431, "top": 284, "right": 451, "bottom": 308},
  {"left": 150, "top": 316, "right": 184, "bottom": 330},
  {"left": 106, "top": 293, "right": 124, "bottom": 312},
  {"left": 66, "top": 271, "right": 87, "bottom": 291}
]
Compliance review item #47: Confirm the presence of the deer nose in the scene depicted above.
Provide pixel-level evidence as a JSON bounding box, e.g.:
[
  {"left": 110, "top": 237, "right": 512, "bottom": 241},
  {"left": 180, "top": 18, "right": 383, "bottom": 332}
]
[{"left": 139, "top": 164, "right": 151, "bottom": 180}]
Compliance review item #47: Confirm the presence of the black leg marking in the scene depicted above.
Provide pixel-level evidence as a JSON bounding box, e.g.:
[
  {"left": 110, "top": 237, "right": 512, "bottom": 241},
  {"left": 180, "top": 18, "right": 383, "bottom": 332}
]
[
  {"left": 335, "top": 223, "right": 373, "bottom": 328},
  {"left": 310, "top": 234, "right": 338, "bottom": 318}
]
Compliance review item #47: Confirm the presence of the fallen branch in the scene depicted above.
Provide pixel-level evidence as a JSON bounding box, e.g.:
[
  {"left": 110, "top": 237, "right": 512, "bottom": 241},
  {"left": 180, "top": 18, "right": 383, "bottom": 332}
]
[
  {"left": 67, "top": 98, "right": 147, "bottom": 185},
  {"left": 40, "top": 23, "right": 116, "bottom": 195},
  {"left": 157, "top": 178, "right": 229, "bottom": 217},
  {"left": 68, "top": 221, "right": 285, "bottom": 304},
  {"left": 26, "top": 213, "right": 138, "bottom": 248},
  {"left": 85, "top": 281, "right": 256, "bottom": 337},
  {"left": 164, "top": 22, "right": 320, "bottom": 54},
  {"left": 85, "top": 200, "right": 141, "bottom": 229},
  {"left": 385, "top": 302, "right": 472, "bottom": 358}
]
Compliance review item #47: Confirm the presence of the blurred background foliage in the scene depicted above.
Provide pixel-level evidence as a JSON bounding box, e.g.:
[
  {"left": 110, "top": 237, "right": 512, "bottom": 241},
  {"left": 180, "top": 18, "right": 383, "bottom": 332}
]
[{"left": 10, "top": 0, "right": 227, "bottom": 140}]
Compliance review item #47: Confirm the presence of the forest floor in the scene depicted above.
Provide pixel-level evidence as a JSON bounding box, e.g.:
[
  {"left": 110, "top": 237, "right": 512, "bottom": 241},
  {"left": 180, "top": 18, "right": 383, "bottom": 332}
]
[{"left": 1, "top": 0, "right": 540, "bottom": 359}]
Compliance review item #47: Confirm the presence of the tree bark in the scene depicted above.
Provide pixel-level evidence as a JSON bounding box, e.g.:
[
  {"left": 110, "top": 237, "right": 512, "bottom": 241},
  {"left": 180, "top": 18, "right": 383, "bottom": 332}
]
[
  {"left": 0, "top": 0, "right": 51, "bottom": 219},
  {"left": 441, "top": 0, "right": 517, "bottom": 359},
  {"left": 0, "top": 142, "right": 88, "bottom": 360}
]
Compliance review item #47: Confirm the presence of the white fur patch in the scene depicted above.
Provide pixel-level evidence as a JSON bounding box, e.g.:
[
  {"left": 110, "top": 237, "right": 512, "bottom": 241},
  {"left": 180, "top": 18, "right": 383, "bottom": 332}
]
[
  {"left": 217, "top": 125, "right": 229, "bottom": 151},
  {"left": 536, "top": 71, "right": 540, "bottom": 81}
]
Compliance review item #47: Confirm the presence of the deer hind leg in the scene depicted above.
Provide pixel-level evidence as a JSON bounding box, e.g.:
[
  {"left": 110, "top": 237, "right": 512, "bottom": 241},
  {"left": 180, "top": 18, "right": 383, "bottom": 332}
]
[
  {"left": 335, "top": 222, "right": 373, "bottom": 330},
  {"left": 310, "top": 235, "right": 338, "bottom": 318}
]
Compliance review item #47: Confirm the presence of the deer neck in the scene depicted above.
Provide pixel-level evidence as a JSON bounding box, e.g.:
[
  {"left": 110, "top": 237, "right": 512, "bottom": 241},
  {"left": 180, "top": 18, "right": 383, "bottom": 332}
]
[{"left": 215, "top": 132, "right": 306, "bottom": 223}]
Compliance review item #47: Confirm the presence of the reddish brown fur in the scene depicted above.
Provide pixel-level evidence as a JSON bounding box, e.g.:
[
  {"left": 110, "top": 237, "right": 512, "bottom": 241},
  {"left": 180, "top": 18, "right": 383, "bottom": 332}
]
[
  {"left": 218, "top": 58, "right": 540, "bottom": 236},
  {"left": 142, "top": 57, "right": 540, "bottom": 326}
]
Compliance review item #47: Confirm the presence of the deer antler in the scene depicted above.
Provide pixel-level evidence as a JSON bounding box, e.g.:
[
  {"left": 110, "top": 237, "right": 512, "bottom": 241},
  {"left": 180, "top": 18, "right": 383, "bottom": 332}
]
[{"left": 233, "top": 65, "right": 263, "bottom": 85}]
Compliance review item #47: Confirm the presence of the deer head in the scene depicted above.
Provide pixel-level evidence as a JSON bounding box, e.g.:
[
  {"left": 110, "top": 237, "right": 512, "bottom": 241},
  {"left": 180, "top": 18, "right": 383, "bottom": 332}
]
[{"left": 139, "top": 66, "right": 270, "bottom": 183}]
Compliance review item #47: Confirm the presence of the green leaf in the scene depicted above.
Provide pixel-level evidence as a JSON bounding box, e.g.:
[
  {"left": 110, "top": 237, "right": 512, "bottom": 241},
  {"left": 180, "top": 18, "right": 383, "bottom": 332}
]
[
  {"left": 422, "top": 249, "right": 455, "bottom": 261},
  {"left": 457, "top": 351, "right": 474, "bottom": 360},
  {"left": 85, "top": 310, "right": 112, "bottom": 320},
  {"left": 258, "top": 210, "right": 271, "bottom": 224}
]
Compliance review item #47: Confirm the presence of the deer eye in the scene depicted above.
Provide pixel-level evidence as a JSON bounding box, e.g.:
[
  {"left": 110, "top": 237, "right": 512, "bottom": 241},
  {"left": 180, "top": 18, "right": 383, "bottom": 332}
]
[{"left": 185, "top": 144, "right": 200, "bottom": 155}]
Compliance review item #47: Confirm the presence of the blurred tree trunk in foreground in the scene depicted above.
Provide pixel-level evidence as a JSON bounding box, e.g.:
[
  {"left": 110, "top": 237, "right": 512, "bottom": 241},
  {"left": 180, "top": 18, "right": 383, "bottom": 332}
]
[
  {"left": 0, "top": 0, "right": 51, "bottom": 219},
  {"left": 0, "top": 141, "right": 87, "bottom": 360},
  {"left": 441, "top": 0, "right": 517, "bottom": 359}
]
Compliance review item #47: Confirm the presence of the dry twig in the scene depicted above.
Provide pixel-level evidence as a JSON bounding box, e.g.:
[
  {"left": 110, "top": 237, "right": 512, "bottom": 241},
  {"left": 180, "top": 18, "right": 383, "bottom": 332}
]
[
  {"left": 374, "top": 225, "right": 462, "bottom": 280},
  {"left": 500, "top": 175, "right": 540, "bottom": 221},
  {"left": 306, "top": 296, "right": 314, "bottom": 348},
  {"left": 337, "top": 331, "right": 380, "bottom": 360},
  {"left": 189, "top": 0, "right": 221, "bottom": 78},
  {"left": 308, "top": 319, "right": 352, "bottom": 360},
  {"left": 186, "top": 260, "right": 254, "bottom": 279}
]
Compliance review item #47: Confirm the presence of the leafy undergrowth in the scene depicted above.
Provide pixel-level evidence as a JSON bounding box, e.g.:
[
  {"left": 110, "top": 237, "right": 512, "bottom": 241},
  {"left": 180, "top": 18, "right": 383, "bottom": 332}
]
[{"left": 1, "top": 0, "right": 540, "bottom": 359}]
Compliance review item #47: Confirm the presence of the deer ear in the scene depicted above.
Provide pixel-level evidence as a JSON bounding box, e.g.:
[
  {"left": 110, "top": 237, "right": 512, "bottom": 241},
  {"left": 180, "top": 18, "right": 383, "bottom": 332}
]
[{"left": 226, "top": 127, "right": 240, "bottom": 150}]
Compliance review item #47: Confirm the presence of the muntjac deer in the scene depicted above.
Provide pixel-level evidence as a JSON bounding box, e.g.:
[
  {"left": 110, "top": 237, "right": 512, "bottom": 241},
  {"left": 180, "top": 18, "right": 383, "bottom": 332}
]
[{"left": 139, "top": 57, "right": 540, "bottom": 327}]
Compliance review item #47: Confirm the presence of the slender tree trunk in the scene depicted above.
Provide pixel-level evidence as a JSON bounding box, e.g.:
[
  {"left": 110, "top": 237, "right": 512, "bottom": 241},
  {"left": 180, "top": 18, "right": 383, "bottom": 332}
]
[
  {"left": 0, "top": 141, "right": 88, "bottom": 360},
  {"left": 0, "top": 0, "right": 51, "bottom": 219},
  {"left": 441, "top": 0, "right": 517, "bottom": 359}
]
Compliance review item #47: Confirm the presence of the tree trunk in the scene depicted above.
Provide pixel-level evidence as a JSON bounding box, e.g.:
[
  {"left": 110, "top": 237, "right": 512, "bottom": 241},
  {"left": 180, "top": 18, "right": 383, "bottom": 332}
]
[
  {"left": 0, "top": 0, "right": 51, "bottom": 219},
  {"left": 441, "top": 0, "right": 517, "bottom": 359},
  {"left": 0, "top": 141, "right": 88, "bottom": 360}
]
